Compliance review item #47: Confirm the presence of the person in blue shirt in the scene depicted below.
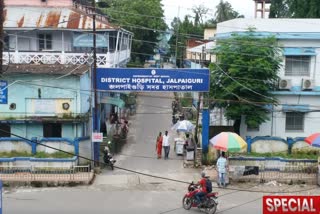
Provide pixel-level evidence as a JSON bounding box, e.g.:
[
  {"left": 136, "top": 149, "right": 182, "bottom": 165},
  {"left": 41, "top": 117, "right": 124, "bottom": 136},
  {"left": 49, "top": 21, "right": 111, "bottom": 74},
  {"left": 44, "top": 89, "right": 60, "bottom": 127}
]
[{"left": 216, "top": 152, "right": 228, "bottom": 188}]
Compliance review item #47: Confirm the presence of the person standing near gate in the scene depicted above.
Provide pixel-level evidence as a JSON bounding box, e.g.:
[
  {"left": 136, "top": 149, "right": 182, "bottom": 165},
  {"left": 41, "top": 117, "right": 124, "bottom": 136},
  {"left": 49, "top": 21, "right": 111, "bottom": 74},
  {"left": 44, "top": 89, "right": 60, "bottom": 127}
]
[
  {"left": 216, "top": 151, "right": 228, "bottom": 188},
  {"left": 156, "top": 132, "right": 163, "bottom": 159},
  {"left": 162, "top": 131, "right": 170, "bottom": 159}
]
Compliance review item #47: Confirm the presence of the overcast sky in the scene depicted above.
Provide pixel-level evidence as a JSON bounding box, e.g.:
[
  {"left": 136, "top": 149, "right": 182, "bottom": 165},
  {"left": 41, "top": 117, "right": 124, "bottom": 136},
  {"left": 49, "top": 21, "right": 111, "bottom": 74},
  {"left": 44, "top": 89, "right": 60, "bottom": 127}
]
[{"left": 162, "top": 0, "right": 255, "bottom": 26}]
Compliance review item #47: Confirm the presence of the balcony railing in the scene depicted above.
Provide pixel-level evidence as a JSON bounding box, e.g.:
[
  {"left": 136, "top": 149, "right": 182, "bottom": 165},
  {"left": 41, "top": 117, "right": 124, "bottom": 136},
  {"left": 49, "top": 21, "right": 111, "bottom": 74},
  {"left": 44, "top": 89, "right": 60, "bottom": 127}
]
[{"left": 3, "top": 50, "right": 131, "bottom": 68}]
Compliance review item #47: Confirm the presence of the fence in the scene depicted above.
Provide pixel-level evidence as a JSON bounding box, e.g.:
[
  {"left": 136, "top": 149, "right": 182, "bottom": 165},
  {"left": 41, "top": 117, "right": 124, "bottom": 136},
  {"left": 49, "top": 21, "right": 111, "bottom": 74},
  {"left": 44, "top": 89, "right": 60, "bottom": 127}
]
[
  {"left": 0, "top": 165, "right": 93, "bottom": 183},
  {"left": 229, "top": 165, "right": 318, "bottom": 184}
]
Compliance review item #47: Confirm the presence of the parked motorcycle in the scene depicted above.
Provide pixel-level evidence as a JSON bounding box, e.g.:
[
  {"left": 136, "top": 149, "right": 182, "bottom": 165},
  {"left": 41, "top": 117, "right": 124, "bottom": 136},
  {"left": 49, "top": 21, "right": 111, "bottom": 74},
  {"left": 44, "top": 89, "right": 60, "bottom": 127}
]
[
  {"left": 182, "top": 182, "right": 218, "bottom": 214},
  {"left": 103, "top": 142, "right": 116, "bottom": 170}
]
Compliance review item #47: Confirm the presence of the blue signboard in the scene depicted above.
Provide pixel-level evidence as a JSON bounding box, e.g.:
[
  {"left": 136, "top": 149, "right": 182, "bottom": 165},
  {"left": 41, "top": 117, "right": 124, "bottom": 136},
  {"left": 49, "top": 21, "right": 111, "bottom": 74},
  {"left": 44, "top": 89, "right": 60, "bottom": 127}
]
[
  {"left": 0, "top": 80, "right": 7, "bottom": 104},
  {"left": 96, "top": 68, "right": 210, "bottom": 92}
]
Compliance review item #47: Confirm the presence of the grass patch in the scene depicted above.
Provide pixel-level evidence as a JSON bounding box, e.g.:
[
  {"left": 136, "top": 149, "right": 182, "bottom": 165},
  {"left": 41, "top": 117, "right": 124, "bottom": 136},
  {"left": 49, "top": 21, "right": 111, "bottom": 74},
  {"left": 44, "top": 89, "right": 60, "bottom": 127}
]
[
  {"left": 242, "top": 151, "right": 318, "bottom": 160},
  {"left": 0, "top": 150, "right": 73, "bottom": 158},
  {"left": 0, "top": 151, "right": 33, "bottom": 158},
  {"left": 34, "top": 151, "right": 74, "bottom": 159}
]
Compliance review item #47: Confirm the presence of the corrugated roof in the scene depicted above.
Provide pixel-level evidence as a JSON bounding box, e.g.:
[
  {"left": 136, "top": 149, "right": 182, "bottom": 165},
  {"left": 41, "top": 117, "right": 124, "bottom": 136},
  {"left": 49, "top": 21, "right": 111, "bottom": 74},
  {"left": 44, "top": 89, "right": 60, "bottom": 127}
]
[
  {"left": 4, "top": 6, "right": 116, "bottom": 30},
  {"left": 2, "top": 64, "right": 89, "bottom": 76}
]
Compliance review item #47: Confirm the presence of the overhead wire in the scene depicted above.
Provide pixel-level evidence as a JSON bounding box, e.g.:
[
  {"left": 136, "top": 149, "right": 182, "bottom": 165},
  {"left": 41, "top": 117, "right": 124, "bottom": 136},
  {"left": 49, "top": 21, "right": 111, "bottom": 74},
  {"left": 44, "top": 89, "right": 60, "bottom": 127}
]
[{"left": 0, "top": 127, "right": 318, "bottom": 194}]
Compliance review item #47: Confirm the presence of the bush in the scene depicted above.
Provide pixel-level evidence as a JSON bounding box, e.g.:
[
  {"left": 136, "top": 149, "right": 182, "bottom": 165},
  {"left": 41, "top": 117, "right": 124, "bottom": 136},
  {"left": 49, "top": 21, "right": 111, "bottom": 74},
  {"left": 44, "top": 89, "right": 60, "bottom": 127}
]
[
  {"left": 0, "top": 151, "right": 73, "bottom": 158},
  {"left": 244, "top": 151, "right": 318, "bottom": 160}
]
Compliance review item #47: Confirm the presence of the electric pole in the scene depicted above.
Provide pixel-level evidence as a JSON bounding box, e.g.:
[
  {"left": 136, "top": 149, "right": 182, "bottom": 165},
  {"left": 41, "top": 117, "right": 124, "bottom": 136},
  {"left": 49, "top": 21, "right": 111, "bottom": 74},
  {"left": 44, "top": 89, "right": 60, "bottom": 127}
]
[
  {"left": 174, "top": 6, "right": 180, "bottom": 68},
  {"left": 194, "top": 46, "right": 205, "bottom": 145}
]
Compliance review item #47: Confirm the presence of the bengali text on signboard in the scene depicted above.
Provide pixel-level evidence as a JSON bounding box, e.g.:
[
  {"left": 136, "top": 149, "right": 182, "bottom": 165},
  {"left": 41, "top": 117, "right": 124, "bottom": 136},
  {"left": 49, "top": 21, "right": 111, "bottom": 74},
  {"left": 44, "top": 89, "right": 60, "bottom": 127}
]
[{"left": 96, "top": 68, "right": 210, "bottom": 92}]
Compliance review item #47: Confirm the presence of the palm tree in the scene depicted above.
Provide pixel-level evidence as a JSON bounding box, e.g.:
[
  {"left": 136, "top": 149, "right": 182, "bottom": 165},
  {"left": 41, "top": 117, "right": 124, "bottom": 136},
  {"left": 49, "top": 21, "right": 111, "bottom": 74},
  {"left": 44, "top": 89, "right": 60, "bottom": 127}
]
[{"left": 214, "top": 0, "right": 244, "bottom": 23}]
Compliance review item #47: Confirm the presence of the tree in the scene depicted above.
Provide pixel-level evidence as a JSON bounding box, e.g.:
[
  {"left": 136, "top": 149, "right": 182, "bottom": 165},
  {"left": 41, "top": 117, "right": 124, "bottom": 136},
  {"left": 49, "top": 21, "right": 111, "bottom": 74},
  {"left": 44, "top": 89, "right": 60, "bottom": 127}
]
[
  {"left": 168, "top": 15, "right": 204, "bottom": 67},
  {"left": 98, "top": 0, "right": 167, "bottom": 63},
  {"left": 210, "top": 32, "right": 282, "bottom": 134},
  {"left": 269, "top": 0, "right": 320, "bottom": 18},
  {"left": 214, "top": 0, "right": 244, "bottom": 23},
  {"left": 192, "top": 5, "right": 209, "bottom": 26},
  {"left": 269, "top": 0, "right": 291, "bottom": 18}
]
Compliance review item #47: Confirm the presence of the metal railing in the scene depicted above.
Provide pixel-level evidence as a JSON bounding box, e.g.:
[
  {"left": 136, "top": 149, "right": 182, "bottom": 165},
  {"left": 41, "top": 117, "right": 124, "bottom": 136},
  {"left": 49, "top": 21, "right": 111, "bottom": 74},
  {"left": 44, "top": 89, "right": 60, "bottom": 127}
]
[
  {"left": 0, "top": 165, "right": 93, "bottom": 183},
  {"left": 3, "top": 50, "right": 130, "bottom": 68}
]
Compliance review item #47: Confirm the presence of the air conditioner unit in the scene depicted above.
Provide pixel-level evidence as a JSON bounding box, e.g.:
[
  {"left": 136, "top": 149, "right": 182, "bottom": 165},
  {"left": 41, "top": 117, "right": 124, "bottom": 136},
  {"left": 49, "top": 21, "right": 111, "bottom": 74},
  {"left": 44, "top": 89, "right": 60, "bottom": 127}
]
[
  {"left": 278, "top": 79, "right": 292, "bottom": 90},
  {"left": 302, "top": 78, "right": 314, "bottom": 90}
]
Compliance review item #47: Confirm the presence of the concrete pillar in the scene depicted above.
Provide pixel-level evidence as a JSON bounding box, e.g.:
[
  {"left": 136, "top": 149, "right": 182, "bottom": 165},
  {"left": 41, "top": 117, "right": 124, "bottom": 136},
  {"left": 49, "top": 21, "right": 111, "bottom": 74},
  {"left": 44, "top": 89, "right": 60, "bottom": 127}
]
[
  {"left": 287, "top": 137, "right": 294, "bottom": 154},
  {"left": 246, "top": 136, "right": 252, "bottom": 153},
  {"left": 30, "top": 137, "right": 37, "bottom": 155}
]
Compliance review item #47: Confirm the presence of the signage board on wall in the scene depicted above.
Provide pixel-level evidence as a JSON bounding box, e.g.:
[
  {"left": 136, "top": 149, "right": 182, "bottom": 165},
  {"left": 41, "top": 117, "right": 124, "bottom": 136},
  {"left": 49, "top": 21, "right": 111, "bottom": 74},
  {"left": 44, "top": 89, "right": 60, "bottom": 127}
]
[
  {"left": 96, "top": 68, "right": 210, "bottom": 92},
  {"left": 0, "top": 80, "right": 7, "bottom": 104},
  {"left": 73, "top": 34, "right": 108, "bottom": 48},
  {"left": 92, "top": 132, "right": 103, "bottom": 142}
]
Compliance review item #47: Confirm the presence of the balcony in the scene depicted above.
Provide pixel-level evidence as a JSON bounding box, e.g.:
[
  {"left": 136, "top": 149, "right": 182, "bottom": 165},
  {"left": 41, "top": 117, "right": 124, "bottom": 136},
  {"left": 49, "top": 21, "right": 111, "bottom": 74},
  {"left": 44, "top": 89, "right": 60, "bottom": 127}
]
[{"left": 3, "top": 50, "right": 131, "bottom": 68}]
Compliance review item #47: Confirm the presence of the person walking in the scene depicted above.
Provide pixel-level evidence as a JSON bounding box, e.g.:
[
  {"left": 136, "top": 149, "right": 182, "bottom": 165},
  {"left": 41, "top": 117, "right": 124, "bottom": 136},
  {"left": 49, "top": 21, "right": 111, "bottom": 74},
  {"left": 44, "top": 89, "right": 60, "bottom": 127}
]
[
  {"left": 216, "top": 151, "right": 228, "bottom": 188},
  {"left": 162, "top": 131, "right": 170, "bottom": 159},
  {"left": 156, "top": 132, "right": 163, "bottom": 159}
]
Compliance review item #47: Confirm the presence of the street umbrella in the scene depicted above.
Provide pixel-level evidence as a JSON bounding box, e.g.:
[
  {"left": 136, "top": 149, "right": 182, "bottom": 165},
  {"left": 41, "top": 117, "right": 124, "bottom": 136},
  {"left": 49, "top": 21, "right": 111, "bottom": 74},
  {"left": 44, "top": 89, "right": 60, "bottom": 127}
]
[
  {"left": 305, "top": 133, "right": 320, "bottom": 147},
  {"left": 171, "top": 120, "right": 195, "bottom": 133},
  {"left": 210, "top": 132, "right": 247, "bottom": 152}
]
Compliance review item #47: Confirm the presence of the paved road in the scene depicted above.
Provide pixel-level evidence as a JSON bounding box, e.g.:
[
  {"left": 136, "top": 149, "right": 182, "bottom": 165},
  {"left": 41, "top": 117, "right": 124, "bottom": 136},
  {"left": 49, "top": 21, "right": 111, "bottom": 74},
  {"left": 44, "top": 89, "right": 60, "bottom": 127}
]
[{"left": 4, "top": 93, "right": 319, "bottom": 214}]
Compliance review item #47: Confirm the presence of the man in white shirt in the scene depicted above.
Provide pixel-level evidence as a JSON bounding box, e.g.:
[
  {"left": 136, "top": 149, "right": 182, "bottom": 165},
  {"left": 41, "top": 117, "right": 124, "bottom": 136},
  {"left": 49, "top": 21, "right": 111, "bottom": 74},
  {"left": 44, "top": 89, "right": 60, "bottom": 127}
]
[
  {"left": 216, "top": 152, "right": 228, "bottom": 188},
  {"left": 162, "top": 131, "right": 170, "bottom": 159}
]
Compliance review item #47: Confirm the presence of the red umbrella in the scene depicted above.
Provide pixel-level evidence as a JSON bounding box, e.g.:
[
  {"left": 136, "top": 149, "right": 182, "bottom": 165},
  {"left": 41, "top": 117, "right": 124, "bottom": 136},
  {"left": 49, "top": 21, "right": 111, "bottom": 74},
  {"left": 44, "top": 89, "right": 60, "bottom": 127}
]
[
  {"left": 305, "top": 133, "right": 320, "bottom": 146},
  {"left": 304, "top": 133, "right": 320, "bottom": 145}
]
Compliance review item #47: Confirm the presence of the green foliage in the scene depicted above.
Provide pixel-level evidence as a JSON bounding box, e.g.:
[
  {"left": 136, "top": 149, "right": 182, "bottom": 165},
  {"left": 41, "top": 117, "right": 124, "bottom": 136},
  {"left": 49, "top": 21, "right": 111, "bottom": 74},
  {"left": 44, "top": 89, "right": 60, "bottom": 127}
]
[
  {"left": 214, "top": 0, "right": 244, "bottom": 23},
  {"left": 210, "top": 32, "right": 281, "bottom": 130},
  {"left": 180, "top": 92, "right": 193, "bottom": 107},
  {"left": 0, "top": 151, "right": 32, "bottom": 157},
  {"left": 269, "top": 0, "right": 320, "bottom": 18},
  {"left": 168, "top": 16, "right": 204, "bottom": 67},
  {"left": 244, "top": 151, "right": 318, "bottom": 160},
  {"left": 99, "top": 0, "right": 167, "bottom": 63},
  {"left": 0, "top": 151, "right": 73, "bottom": 158},
  {"left": 34, "top": 152, "right": 74, "bottom": 158}
]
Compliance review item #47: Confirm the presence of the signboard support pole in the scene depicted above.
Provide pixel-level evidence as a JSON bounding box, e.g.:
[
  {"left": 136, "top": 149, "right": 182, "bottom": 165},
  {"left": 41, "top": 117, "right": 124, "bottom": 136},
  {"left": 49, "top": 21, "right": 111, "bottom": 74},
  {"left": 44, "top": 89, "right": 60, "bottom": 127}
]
[
  {"left": 201, "top": 108, "right": 209, "bottom": 154},
  {"left": 92, "top": 0, "right": 100, "bottom": 167}
]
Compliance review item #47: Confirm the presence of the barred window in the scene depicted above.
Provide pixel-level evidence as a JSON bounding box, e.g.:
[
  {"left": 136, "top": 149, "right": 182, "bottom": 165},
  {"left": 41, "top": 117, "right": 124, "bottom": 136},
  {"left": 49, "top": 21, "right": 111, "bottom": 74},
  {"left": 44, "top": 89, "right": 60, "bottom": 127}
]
[
  {"left": 285, "top": 112, "right": 304, "bottom": 131},
  {"left": 38, "top": 34, "right": 52, "bottom": 50},
  {"left": 285, "top": 56, "right": 310, "bottom": 76}
]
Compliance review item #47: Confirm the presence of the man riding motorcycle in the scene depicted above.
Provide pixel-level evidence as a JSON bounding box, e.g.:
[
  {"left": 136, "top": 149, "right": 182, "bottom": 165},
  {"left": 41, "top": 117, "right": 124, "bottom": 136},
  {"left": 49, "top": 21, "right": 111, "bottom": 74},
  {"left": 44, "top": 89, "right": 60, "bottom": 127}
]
[{"left": 195, "top": 172, "right": 208, "bottom": 207}]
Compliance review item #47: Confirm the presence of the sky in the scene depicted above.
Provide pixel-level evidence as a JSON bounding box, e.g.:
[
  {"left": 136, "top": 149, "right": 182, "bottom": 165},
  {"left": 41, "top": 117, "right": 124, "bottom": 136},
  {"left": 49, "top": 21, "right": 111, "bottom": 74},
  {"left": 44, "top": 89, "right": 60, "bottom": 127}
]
[{"left": 162, "top": 0, "right": 255, "bottom": 26}]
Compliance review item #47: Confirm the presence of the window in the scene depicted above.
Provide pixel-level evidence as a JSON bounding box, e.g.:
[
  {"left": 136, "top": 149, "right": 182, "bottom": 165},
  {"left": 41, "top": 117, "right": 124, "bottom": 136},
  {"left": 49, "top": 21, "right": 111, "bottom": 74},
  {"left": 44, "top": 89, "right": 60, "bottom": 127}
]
[
  {"left": 285, "top": 56, "right": 310, "bottom": 76},
  {"left": 43, "top": 123, "right": 62, "bottom": 138},
  {"left": 38, "top": 34, "right": 52, "bottom": 50},
  {"left": 286, "top": 112, "right": 304, "bottom": 131},
  {"left": 4, "top": 35, "right": 9, "bottom": 51},
  {"left": 0, "top": 124, "right": 10, "bottom": 137}
]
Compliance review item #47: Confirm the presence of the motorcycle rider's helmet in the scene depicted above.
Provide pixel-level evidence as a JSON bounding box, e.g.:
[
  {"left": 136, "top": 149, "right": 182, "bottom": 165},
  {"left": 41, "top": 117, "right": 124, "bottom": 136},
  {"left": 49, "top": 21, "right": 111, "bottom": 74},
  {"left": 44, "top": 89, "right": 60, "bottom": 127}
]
[{"left": 201, "top": 171, "right": 206, "bottom": 178}]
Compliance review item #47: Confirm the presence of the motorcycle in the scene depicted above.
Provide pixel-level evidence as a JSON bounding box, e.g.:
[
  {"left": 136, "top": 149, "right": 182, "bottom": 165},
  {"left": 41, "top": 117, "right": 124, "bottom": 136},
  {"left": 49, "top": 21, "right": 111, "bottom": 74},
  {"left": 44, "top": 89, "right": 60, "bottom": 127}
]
[
  {"left": 103, "top": 143, "right": 116, "bottom": 170},
  {"left": 182, "top": 182, "right": 218, "bottom": 214}
]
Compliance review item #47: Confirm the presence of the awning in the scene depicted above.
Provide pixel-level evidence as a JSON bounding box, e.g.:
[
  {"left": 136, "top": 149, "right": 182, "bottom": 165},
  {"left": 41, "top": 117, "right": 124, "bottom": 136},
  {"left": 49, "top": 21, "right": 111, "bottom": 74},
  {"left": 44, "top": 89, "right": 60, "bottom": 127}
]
[
  {"left": 282, "top": 104, "right": 310, "bottom": 112},
  {"left": 283, "top": 48, "right": 316, "bottom": 56},
  {"left": 100, "top": 96, "right": 125, "bottom": 108}
]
